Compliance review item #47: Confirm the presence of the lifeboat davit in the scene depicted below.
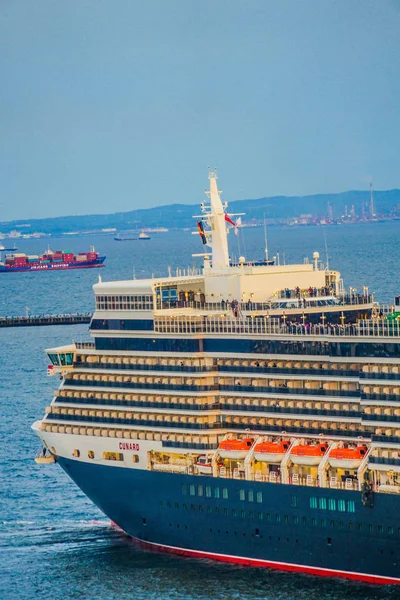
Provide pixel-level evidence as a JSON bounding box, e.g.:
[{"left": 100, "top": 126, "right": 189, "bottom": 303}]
[
  {"left": 253, "top": 440, "right": 290, "bottom": 463},
  {"left": 218, "top": 437, "right": 254, "bottom": 459},
  {"left": 195, "top": 455, "right": 213, "bottom": 475},
  {"left": 290, "top": 443, "right": 328, "bottom": 466},
  {"left": 328, "top": 445, "right": 368, "bottom": 470}
]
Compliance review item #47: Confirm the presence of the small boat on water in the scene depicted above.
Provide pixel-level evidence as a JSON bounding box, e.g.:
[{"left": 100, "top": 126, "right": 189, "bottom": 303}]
[
  {"left": 35, "top": 448, "right": 56, "bottom": 464},
  {"left": 328, "top": 445, "right": 368, "bottom": 469},
  {"left": 114, "top": 231, "right": 151, "bottom": 241},
  {"left": 218, "top": 437, "right": 254, "bottom": 459},
  {"left": 290, "top": 443, "right": 328, "bottom": 466},
  {"left": 0, "top": 242, "right": 18, "bottom": 251},
  {"left": 253, "top": 440, "right": 290, "bottom": 463}
]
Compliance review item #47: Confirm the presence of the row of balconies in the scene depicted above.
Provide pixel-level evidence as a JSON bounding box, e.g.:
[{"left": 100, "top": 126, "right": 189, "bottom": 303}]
[
  {"left": 41, "top": 422, "right": 220, "bottom": 449},
  {"left": 55, "top": 394, "right": 216, "bottom": 411},
  {"left": 47, "top": 408, "right": 217, "bottom": 428},
  {"left": 217, "top": 358, "right": 361, "bottom": 373},
  {"left": 54, "top": 393, "right": 360, "bottom": 419}
]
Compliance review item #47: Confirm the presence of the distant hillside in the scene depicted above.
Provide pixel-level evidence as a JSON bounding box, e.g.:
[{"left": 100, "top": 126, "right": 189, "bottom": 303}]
[{"left": 1, "top": 189, "right": 400, "bottom": 234}]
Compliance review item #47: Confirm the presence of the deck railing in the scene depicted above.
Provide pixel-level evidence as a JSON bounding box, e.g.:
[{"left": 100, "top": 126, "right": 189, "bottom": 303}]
[
  {"left": 154, "top": 315, "right": 400, "bottom": 338},
  {"left": 156, "top": 294, "right": 374, "bottom": 312}
]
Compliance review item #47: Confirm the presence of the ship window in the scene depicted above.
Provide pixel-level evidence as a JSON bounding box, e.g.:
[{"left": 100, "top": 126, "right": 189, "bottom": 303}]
[
  {"left": 312, "top": 518, "right": 317, "bottom": 526},
  {"left": 198, "top": 505, "right": 203, "bottom": 513},
  {"left": 223, "top": 508, "right": 228, "bottom": 516},
  {"left": 73, "top": 449, "right": 80, "bottom": 458},
  {"left": 338, "top": 500, "right": 346, "bottom": 512},
  {"left": 190, "top": 504, "right": 196, "bottom": 511},
  {"left": 222, "top": 488, "right": 228, "bottom": 499},
  {"left": 214, "top": 487, "right": 220, "bottom": 499},
  {"left": 258, "top": 512, "right": 263, "bottom": 520},
  {"left": 339, "top": 521, "right": 344, "bottom": 529},
  {"left": 88, "top": 450, "right": 95, "bottom": 459},
  {"left": 241, "top": 510, "right": 246, "bottom": 518},
  {"left": 330, "top": 520, "right": 335, "bottom": 528},
  {"left": 276, "top": 514, "right": 281, "bottom": 523},
  {"left": 215, "top": 507, "right": 220, "bottom": 514},
  {"left": 239, "top": 489, "right": 245, "bottom": 501},
  {"left": 248, "top": 491, "right": 254, "bottom": 503},
  {"left": 198, "top": 485, "right": 203, "bottom": 497},
  {"left": 132, "top": 454, "right": 139, "bottom": 463},
  {"left": 368, "top": 524, "right": 373, "bottom": 533},
  {"left": 181, "top": 485, "right": 187, "bottom": 495},
  {"left": 167, "top": 501, "right": 171, "bottom": 508},
  {"left": 302, "top": 517, "right": 307, "bottom": 524},
  {"left": 249, "top": 511, "right": 254, "bottom": 518},
  {"left": 103, "top": 452, "right": 124, "bottom": 460},
  {"left": 378, "top": 525, "right": 383, "bottom": 534},
  {"left": 207, "top": 506, "right": 211, "bottom": 513},
  {"left": 388, "top": 526, "right": 394, "bottom": 535},
  {"left": 256, "top": 492, "right": 262, "bottom": 503},
  {"left": 319, "top": 498, "right": 327, "bottom": 510},
  {"left": 205, "top": 486, "right": 212, "bottom": 497},
  {"left": 358, "top": 523, "right": 363, "bottom": 532},
  {"left": 290, "top": 495, "right": 297, "bottom": 508},
  {"left": 284, "top": 515, "right": 289, "bottom": 524},
  {"left": 183, "top": 503, "right": 187, "bottom": 510},
  {"left": 328, "top": 498, "right": 336, "bottom": 511},
  {"left": 347, "top": 500, "right": 355, "bottom": 513},
  {"left": 348, "top": 522, "right": 353, "bottom": 530},
  {"left": 232, "top": 509, "right": 237, "bottom": 517},
  {"left": 175, "top": 502, "right": 179, "bottom": 509},
  {"left": 266, "top": 513, "right": 271, "bottom": 521},
  {"left": 189, "top": 485, "right": 195, "bottom": 496},
  {"left": 293, "top": 516, "right": 299, "bottom": 525},
  {"left": 309, "top": 497, "right": 318, "bottom": 509},
  {"left": 320, "top": 519, "right": 326, "bottom": 527}
]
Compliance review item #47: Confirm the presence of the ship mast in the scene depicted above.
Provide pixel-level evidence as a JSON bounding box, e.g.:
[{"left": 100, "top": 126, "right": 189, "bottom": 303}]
[{"left": 207, "top": 170, "right": 230, "bottom": 269}]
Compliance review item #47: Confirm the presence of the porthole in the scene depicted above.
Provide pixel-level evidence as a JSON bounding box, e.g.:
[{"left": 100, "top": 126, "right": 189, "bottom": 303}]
[
  {"left": 132, "top": 454, "right": 139, "bottom": 463},
  {"left": 88, "top": 450, "right": 95, "bottom": 459},
  {"left": 73, "top": 449, "right": 80, "bottom": 458}
]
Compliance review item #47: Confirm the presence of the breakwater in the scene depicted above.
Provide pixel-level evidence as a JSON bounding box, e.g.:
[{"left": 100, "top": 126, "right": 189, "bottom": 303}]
[{"left": 0, "top": 313, "right": 92, "bottom": 327}]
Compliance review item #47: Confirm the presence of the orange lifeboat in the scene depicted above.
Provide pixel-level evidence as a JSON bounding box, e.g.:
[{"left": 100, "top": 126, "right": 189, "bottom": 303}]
[
  {"left": 328, "top": 445, "right": 368, "bottom": 470},
  {"left": 290, "top": 443, "right": 328, "bottom": 466},
  {"left": 218, "top": 437, "right": 254, "bottom": 459},
  {"left": 253, "top": 440, "right": 290, "bottom": 463}
]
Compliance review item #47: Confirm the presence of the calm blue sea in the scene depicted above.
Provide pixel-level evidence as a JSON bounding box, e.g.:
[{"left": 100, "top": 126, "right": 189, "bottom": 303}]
[{"left": 1, "top": 223, "right": 400, "bottom": 599}]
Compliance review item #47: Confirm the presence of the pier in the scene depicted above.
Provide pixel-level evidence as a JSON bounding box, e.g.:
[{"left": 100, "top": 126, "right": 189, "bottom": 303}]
[{"left": 0, "top": 313, "right": 92, "bottom": 328}]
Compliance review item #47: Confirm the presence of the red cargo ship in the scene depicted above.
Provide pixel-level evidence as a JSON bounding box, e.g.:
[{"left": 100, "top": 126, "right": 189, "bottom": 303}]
[{"left": 0, "top": 246, "right": 106, "bottom": 273}]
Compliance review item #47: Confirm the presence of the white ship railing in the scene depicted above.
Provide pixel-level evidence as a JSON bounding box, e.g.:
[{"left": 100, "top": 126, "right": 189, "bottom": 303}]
[{"left": 154, "top": 316, "right": 400, "bottom": 338}]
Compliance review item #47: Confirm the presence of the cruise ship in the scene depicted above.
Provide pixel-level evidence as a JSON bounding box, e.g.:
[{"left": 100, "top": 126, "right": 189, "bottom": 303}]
[{"left": 33, "top": 172, "right": 400, "bottom": 585}]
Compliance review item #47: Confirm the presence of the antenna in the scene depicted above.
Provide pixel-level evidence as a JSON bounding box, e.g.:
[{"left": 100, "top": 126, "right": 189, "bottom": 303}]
[
  {"left": 263, "top": 213, "right": 269, "bottom": 262},
  {"left": 323, "top": 227, "right": 329, "bottom": 270},
  {"left": 369, "top": 181, "right": 375, "bottom": 217}
]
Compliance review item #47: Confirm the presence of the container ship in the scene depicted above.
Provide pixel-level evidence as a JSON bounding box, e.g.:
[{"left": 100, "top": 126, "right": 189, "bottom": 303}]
[
  {"left": 0, "top": 246, "right": 105, "bottom": 272},
  {"left": 33, "top": 172, "right": 400, "bottom": 585}
]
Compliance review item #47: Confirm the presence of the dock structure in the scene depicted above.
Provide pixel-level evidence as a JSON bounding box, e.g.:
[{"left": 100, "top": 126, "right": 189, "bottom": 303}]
[{"left": 0, "top": 313, "right": 92, "bottom": 328}]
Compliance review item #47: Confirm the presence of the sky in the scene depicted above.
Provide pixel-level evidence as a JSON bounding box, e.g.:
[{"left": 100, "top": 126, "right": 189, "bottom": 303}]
[{"left": 1, "top": 0, "right": 400, "bottom": 221}]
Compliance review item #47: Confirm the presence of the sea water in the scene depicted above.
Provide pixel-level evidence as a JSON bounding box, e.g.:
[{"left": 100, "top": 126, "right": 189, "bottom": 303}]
[{"left": 1, "top": 223, "right": 400, "bottom": 599}]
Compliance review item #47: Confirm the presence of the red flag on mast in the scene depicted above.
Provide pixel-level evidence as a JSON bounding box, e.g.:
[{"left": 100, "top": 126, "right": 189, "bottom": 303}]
[{"left": 224, "top": 213, "right": 236, "bottom": 227}]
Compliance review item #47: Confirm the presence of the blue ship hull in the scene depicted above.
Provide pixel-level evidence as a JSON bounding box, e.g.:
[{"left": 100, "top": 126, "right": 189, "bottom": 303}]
[{"left": 58, "top": 457, "right": 400, "bottom": 584}]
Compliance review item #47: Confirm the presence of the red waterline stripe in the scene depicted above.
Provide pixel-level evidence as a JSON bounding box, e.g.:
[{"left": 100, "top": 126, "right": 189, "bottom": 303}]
[{"left": 128, "top": 535, "right": 400, "bottom": 586}]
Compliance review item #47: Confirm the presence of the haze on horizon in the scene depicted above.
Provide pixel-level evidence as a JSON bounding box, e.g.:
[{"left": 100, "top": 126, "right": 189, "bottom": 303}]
[{"left": 1, "top": 0, "right": 400, "bottom": 222}]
